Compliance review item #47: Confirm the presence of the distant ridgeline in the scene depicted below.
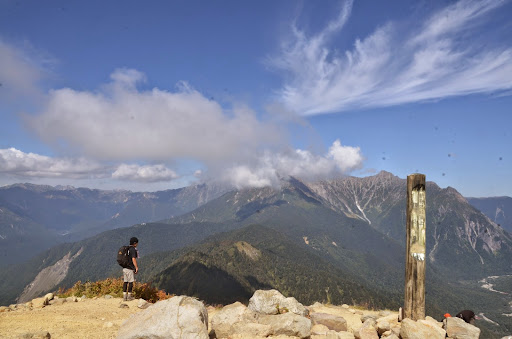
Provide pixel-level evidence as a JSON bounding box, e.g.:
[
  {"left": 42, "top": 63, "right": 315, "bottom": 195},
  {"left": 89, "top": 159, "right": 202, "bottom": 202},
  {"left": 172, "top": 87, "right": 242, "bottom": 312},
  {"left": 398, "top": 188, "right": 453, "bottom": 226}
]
[{"left": 1, "top": 172, "right": 511, "bottom": 338}]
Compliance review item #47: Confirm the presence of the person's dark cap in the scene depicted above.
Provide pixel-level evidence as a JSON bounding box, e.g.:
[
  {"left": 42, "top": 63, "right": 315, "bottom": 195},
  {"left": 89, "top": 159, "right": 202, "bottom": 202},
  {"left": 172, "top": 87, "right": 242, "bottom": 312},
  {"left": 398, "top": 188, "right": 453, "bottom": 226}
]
[{"left": 130, "top": 237, "right": 139, "bottom": 245}]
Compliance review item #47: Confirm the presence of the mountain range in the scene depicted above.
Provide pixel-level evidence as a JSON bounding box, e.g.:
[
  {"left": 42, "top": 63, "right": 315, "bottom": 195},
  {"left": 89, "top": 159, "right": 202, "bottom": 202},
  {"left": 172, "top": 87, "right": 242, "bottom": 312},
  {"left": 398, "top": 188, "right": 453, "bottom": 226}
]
[
  {"left": 0, "top": 182, "right": 228, "bottom": 266},
  {"left": 467, "top": 196, "right": 512, "bottom": 233},
  {"left": 1, "top": 171, "right": 511, "bottom": 337}
]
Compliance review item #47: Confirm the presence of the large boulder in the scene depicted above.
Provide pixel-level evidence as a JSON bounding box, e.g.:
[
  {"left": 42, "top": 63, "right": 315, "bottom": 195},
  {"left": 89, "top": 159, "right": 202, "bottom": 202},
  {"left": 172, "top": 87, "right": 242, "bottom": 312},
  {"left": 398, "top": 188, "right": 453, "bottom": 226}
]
[
  {"left": 211, "top": 302, "right": 261, "bottom": 339},
  {"left": 248, "top": 289, "right": 309, "bottom": 317},
  {"left": 257, "top": 312, "right": 312, "bottom": 338},
  {"left": 117, "top": 295, "right": 208, "bottom": 339},
  {"left": 311, "top": 312, "right": 348, "bottom": 332},
  {"left": 444, "top": 316, "right": 481, "bottom": 339},
  {"left": 400, "top": 318, "right": 446, "bottom": 339}
]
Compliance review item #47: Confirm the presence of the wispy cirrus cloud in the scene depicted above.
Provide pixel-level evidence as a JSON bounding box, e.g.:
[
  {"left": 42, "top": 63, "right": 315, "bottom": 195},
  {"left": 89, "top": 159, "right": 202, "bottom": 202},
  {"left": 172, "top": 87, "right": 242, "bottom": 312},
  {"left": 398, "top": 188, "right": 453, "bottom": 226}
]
[{"left": 270, "top": 0, "right": 512, "bottom": 115}]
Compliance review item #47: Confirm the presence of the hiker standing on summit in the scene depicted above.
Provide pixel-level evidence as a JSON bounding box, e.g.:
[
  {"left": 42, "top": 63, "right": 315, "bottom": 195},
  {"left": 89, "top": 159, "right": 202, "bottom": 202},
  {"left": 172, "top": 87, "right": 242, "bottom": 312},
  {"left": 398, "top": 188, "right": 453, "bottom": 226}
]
[{"left": 122, "top": 237, "right": 139, "bottom": 301}]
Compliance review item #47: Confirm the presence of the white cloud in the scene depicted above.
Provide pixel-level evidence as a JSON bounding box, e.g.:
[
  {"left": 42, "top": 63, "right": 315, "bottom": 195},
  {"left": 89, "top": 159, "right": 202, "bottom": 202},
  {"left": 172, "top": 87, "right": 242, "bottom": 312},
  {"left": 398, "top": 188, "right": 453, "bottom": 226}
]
[
  {"left": 0, "top": 148, "right": 181, "bottom": 184},
  {"left": 0, "top": 148, "right": 105, "bottom": 179},
  {"left": 27, "top": 69, "right": 283, "bottom": 162},
  {"left": 0, "top": 39, "right": 46, "bottom": 101},
  {"left": 270, "top": 0, "right": 512, "bottom": 115},
  {"left": 112, "top": 164, "right": 178, "bottom": 182},
  {"left": 223, "top": 140, "right": 363, "bottom": 189}
]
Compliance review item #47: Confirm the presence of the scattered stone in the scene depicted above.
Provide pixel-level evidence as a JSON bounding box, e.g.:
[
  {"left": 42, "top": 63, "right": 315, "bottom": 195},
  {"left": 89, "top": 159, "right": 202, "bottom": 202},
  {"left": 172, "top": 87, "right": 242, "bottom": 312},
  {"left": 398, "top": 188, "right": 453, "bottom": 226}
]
[
  {"left": 379, "top": 310, "right": 391, "bottom": 317},
  {"left": 257, "top": 312, "right": 311, "bottom": 338},
  {"left": 383, "top": 334, "right": 399, "bottom": 339},
  {"left": 211, "top": 302, "right": 252, "bottom": 338},
  {"left": 81, "top": 295, "right": 87, "bottom": 300},
  {"left": 342, "top": 304, "right": 350, "bottom": 309},
  {"left": 354, "top": 319, "right": 379, "bottom": 339},
  {"left": 310, "top": 312, "right": 348, "bottom": 332},
  {"left": 119, "top": 303, "right": 129, "bottom": 309},
  {"left": 337, "top": 332, "right": 356, "bottom": 339},
  {"left": 103, "top": 322, "right": 114, "bottom": 328},
  {"left": 248, "top": 289, "right": 309, "bottom": 317},
  {"left": 348, "top": 309, "right": 356, "bottom": 314},
  {"left": 0, "top": 306, "right": 9, "bottom": 312},
  {"left": 231, "top": 321, "right": 272, "bottom": 338},
  {"left": 32, "top": 297, "right": 49, "bottom": 309},
  {"left": 311, "top": 324, "right": 329, "bottom": 335},
  {"left": 425, "top": 316, "right": 443, "bottom": 328},
  {"left": 376, "top": 320, "right": 390, "bottom": 335},
  {"left": 444, "top": 316, "right": 480, "bottom": 339},
  {"left": 400, "top": 318, "right": 445, "bottom": 339},
  {"left": 311, "top": 302, "right": 323, "bottom": 308},
  {"left": 360, "top": 315, "right": 377, "bottom": 324},
  {"left": 117, "top": 295, "right": 209, "bottom": 339},
  {"left": 104, "top": 295, "right": 113, "bottom": 299},
  {"left": 66, "top": 296, "right": 78, "bottom": 302},
  {"left": 137, "top": 299, "right": 150, "bottom": 309},
  {"left": 44, "top": 293, "right": 54, "bottom": 302}
]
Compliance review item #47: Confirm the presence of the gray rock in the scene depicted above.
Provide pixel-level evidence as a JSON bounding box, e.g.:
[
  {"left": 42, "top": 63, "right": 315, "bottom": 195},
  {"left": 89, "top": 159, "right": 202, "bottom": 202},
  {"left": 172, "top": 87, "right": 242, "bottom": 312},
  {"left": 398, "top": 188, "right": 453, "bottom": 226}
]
[
  {"left": 137, "top": 299, "right": 150, "bottom": 309},
  {"left": 44, "top": 293, "right": 54, "bottom": 302},
  {"left": 310, "top": 312, "right": 348, "bottom": 331},
  {"left": 360, "top": 315, "right": 377, "bottom": 323},
  {"left": 400, "top": 318, "right": 446, "bottom": 339},
  {"left": 117, "top": 295, "right": 209, "bottom": 339},
  {"left": 104, "top": 294, "right": 113, "bottom": 299},
  {"left": 248, "top": 289, "right": 309, "bottom": 317},
  {"left": 211, "top": 302, "right": 252, "bottom": 338},
  {"left": 66, "top": 296, "right": 78, "bottom": 302},
  {"left": 258, "top": 312, "right": 312, "bottom": 338},
  {"left": 444, "top": 317, "right": 481, "bottom": 339},
  {"left": 311, "top": 324, "right": 329, "bottom": 335},
  {"left": 31, "top": 297, "right": 49, "bottom": 308},
  {"left": 119, "top": 303, "right": 129, "bottom": 309},
  {"left": 376, "top": 320, "right": 390, "bottom": 335},
  {"left": 354, "top": 319, "right": 379, "bottom": 339},
  {"left": 330, "top": 331, "right": 355, "bottom": 339},
  {"left": 231, "top": 322, "right": 272, "bottom": 338}
]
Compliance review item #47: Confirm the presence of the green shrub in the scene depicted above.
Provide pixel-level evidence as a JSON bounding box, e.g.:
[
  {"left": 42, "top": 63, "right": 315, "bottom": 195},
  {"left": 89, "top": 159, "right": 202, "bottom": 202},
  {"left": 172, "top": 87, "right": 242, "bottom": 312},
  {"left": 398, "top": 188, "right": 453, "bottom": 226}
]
[{"left": 57, "top": 277, "right": 173, "bottom": 302}]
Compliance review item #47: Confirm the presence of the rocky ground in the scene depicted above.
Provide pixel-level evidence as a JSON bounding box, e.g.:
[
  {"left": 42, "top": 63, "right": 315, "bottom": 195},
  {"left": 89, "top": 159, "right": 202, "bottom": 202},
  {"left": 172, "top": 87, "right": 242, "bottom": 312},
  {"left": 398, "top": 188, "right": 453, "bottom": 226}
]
[
  {"left": 0, "top": 290, "right": 487, "bottom": 339},
  {"left": 0, "top": 296, "right": 141, "bottom": 339},
  {"left": 0, "top": 293, "right": 387, "bottom": 339}
]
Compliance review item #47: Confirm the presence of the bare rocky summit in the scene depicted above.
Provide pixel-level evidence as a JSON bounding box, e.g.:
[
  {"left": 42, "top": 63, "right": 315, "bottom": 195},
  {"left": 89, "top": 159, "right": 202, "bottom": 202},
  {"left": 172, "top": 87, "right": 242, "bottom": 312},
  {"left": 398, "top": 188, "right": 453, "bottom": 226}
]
[{"left": 0, "top": 289, "right": 490, "bottom": 339}]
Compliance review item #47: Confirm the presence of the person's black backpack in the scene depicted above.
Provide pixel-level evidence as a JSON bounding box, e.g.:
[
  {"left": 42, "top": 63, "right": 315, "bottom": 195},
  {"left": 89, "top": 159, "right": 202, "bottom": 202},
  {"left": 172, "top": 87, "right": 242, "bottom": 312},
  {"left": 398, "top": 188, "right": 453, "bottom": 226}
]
[{"left": 117, "top": 245, "right": 131, "bottom": 268}]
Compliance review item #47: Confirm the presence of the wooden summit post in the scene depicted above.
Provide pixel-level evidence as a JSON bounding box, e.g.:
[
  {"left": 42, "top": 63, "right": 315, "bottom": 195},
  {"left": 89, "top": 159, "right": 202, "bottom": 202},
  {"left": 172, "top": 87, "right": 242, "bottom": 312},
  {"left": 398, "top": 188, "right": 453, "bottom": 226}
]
[{"left": 404, "top": 173, "right": 426, "bottom": 320}]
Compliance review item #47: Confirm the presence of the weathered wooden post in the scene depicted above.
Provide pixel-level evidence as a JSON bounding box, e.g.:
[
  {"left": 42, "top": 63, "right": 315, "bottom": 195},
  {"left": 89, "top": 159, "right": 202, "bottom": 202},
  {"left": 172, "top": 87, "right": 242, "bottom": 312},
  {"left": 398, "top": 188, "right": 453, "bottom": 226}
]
[{"left": 404, "top": 173, "right": 426, "bottom": 320}]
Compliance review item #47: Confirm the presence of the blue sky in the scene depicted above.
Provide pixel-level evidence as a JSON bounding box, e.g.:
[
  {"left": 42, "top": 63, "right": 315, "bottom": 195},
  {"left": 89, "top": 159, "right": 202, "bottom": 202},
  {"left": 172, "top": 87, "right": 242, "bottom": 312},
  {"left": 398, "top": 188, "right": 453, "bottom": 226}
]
[{"left": 0, "top": 0, "right": 511, "bottom": 197}]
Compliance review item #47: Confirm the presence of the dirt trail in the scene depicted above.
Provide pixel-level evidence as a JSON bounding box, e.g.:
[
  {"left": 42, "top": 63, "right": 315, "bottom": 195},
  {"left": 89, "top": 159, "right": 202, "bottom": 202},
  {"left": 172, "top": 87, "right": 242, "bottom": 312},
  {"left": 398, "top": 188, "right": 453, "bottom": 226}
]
[{"left": 0, "top": 297, "right": 143, "bottom": 339}]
